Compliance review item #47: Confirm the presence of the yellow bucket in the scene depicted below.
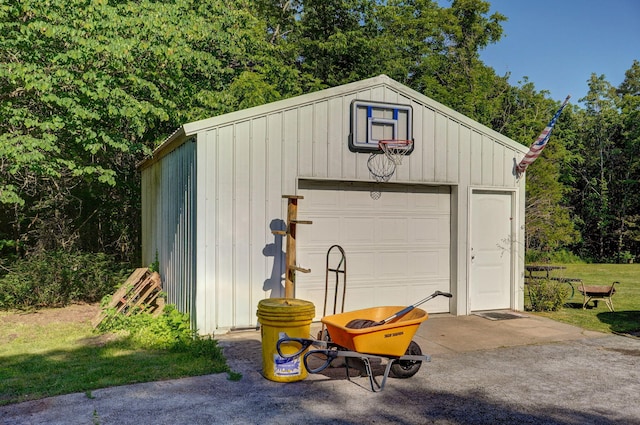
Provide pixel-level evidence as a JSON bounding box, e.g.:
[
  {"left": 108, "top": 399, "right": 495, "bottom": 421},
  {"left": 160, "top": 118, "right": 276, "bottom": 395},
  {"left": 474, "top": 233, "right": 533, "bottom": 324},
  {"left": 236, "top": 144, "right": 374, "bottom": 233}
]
[{"left": 256, "top": 298, "right": 315, "bottom": 382}]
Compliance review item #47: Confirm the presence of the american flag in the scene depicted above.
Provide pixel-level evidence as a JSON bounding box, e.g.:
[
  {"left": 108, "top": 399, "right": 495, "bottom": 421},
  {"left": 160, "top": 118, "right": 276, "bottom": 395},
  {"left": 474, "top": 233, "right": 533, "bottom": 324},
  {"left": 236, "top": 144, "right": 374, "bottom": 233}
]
[{"left": 516, "top": 95, "right": 571, "bottom": 175}]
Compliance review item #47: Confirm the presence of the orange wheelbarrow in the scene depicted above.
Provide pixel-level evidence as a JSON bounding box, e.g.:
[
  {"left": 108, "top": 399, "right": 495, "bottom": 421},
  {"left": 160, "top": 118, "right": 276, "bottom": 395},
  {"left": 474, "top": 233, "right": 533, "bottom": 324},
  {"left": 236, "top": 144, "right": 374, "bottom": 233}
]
[{"left": 277, "top": 291, "right": 452, "bottom": 391}]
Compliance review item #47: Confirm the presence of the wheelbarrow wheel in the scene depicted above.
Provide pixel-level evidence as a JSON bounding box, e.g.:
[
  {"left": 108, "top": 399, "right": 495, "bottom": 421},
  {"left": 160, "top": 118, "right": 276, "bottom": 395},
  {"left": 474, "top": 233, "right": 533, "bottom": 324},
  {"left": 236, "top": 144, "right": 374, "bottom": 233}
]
[{"left": 389, "top": 341, "right": 422, "bottom": 379}]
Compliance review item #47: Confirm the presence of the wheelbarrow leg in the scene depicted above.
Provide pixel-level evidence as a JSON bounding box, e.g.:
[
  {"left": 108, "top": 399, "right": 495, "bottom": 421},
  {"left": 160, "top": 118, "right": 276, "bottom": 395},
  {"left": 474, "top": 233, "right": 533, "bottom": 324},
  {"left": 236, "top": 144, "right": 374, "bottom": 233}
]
[{"left": 344, "top": 355, "right": 383, "bottom": 392}]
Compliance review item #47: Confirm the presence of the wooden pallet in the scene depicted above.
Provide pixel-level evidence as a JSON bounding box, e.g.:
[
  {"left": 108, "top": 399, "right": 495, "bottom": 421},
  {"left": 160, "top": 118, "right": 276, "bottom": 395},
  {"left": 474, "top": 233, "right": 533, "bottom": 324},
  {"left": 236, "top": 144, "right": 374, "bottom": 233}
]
[{"left": 92, "top": 268, "right": 164, "bottom": 328}]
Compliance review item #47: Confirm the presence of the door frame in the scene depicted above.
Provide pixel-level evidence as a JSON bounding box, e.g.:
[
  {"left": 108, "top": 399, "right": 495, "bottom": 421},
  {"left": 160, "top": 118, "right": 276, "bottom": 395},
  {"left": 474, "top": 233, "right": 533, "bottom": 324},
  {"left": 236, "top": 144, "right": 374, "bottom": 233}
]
[{"left": 467, "top": 187, "right": 519, "bottom": 313}]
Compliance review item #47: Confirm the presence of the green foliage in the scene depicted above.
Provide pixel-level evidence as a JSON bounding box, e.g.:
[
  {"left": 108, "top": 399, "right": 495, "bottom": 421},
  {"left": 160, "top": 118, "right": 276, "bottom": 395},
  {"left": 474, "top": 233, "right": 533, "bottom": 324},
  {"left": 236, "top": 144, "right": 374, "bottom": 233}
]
[
  {"left": 549, "top": 250, "right": 586, "bottom": 264},
  {"left": 96, "top": 304, "right": 226, "bottom": 365},
  {"left": 526, "top": 249, "right": 585, "bottom": 264},
  {"left": 0, "top": 251, "right": 130, "bottom": 310},
  {"left": 0, "top": 0, "right": 304, "bottom": 261},
  {"left": 526, "top": 279, "right": 571, "bottom": 312}
]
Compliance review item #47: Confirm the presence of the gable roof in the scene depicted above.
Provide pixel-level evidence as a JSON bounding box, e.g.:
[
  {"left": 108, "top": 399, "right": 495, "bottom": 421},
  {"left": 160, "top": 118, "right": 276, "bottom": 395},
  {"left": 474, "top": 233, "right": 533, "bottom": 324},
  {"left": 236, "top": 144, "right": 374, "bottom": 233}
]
[{"left": 138, "top": 75, "right": 526, "bottom": 170}]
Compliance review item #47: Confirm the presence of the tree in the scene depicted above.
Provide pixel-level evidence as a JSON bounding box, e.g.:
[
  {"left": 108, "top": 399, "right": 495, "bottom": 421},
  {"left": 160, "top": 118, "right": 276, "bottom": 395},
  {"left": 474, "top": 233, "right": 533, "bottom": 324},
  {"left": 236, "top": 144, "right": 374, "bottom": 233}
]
[
  {"left": 571, "top": 74, "right": 623, "bottom": 261},
  {"left": 614, "top": 60, "right": 640, "bottom": 261},
  {"left": 0, "top": 0, "right": 301, "bottom": 260},
  {"left": 414, "top": 0, "right": 507, "bottom": 119}
]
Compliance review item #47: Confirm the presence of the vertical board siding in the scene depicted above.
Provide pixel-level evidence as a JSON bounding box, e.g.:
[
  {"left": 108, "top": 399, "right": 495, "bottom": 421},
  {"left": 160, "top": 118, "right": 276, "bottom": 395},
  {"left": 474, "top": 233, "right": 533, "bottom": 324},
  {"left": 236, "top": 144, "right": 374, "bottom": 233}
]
[
  {"left": 434, "top": 113, "right": 448, "bottom": 181},
  {"left": 312, "top": 101, "right": 329, "bottom": 178},
  {"left": 470, "top": 131, "right": 483, "bottom": 185},
  {"left": 458, "top": 126, "right": 472, "bottom": 184},
  {"left": 447, "top": 119, "right": 459, "bottom": 182},
  {"left": 141, "top": 140, "right": 197, "bottom": 326},
  {"left": 492, "top": 143, "right": 505, "bottom": 186},
  {"left": 250, "top": 117, "right": 268, "bottom": 327},
  {"left": 195, "top": 130, "right": 217, "bottom": 334},
  {"left": 481, "top": 135, "right": 494, "bottom": 185},
  {"left": 327, "top": 97, "right": 344, "bottom": 177},
  {"left": 216, "top": 125, "right": 235, "bottom": 329},
  {"left": 234, "top": 121, "right": 252, "bottom": 327}
]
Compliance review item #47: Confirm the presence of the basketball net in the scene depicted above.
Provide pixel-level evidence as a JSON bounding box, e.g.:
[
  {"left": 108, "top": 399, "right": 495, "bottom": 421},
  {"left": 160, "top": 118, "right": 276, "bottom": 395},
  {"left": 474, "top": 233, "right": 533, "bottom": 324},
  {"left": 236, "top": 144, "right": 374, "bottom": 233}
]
[
  {"left": 367, "top": 140, "right": 412, "bottom": 200},
  {"left": 367, "top": 152, "right": 396, "bottom": 183}
]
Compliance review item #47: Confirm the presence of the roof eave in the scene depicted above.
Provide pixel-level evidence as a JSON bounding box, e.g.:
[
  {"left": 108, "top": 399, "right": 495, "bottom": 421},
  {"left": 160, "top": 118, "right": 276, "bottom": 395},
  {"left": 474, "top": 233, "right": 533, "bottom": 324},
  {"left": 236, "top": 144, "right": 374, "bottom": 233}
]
[{"left": 136, "top": 126, "right": 188, "bottom": 171}]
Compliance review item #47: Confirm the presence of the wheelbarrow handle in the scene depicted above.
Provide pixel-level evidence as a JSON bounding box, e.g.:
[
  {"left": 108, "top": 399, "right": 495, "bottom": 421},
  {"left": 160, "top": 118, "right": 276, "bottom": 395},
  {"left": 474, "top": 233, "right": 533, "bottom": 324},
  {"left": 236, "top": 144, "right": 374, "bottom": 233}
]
[
  {"left": 303, "top": 349, "right": 338, "bottom": 374},
  {"left": 276, "top": 336, "right": 316, "bottom": 359},
  {"left": 380, "top": 290, "right": 453, "bottom": 324}
]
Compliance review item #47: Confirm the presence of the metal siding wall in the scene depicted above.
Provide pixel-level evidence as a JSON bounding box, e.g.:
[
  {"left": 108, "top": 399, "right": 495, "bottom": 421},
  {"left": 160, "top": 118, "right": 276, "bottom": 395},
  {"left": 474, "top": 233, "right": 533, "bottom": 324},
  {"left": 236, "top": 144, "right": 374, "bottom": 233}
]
[
  {"left": 481, "top": 135, "right": 494, "bottom": 185},
  {"left": 342, "top": 93, "right": 358, "bottom": 180},
  {"left": 250, "top": 117, "right": 268, "bottom": 327},
  {"left": 298, "top": 105, "right": 314, "bottom": 176},
  {"left": 195, "top": 131, "right": 217, "bottom": 334},
  {"left": 217, "top": 125, "right": 235, "bottom": 328},
  {"left": 234, "top": 121, "right": 252, "bottom": 327},
  {"left": 312, "top": 101, "right": 328, "bottom": 178},
  {"left": 434, "top": 113, "right": 449, "bottom": 181},
  {"left": 470, "top": 131, "right": 483, "bottom": 185},
  {"left": 327, "top": 97, "right": 344, "bottom": 177},
  {"left": 458, "top": 125, "right": 472, "bottom": 184},
  {"left": 264, "top": 113, "right": 286, "bottom": 303},
  {"left": 141, "top": 141, "right": 196, "bottom": 326},
  {"left": 282, "top": 109, "right": 298, "bottom": 195},
  {"left": 492, "top": 143, "right": 506, "bottom": 186},
  {"left": 447, "top": 119, "right": 459, "bottom": 182}
]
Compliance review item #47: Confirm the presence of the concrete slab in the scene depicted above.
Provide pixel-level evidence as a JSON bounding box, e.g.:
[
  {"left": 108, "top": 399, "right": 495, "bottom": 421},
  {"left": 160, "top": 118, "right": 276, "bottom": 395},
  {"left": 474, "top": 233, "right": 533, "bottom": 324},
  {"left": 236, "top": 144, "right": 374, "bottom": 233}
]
[{"left": 415, "top": 313, "right": 605, "bottom": 355}]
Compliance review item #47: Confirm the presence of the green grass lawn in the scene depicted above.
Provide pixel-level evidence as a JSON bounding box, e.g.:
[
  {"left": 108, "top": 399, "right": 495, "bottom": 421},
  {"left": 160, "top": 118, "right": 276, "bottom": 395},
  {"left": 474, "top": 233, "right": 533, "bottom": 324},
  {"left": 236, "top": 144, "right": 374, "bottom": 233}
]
[
  {"left": 0, "top": 307, "right": 233, "bottom": 406},
  {"left": 527, "top": 263, "right": 640, "bottom": 334}
]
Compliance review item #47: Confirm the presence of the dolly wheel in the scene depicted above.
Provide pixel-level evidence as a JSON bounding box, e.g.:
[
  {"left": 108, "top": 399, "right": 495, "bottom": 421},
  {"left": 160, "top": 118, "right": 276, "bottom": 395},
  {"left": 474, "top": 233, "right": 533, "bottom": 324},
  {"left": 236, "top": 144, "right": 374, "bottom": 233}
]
[{"left": 389, "top": 341, "right": 422, "bottom": 378}]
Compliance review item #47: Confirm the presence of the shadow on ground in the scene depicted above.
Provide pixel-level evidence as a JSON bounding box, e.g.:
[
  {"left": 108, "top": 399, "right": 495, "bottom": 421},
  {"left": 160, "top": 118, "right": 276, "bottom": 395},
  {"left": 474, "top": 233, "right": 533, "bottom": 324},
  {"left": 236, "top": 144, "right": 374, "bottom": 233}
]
[{"left": 598, "top": 310, "right": 640, "bottom": 337}]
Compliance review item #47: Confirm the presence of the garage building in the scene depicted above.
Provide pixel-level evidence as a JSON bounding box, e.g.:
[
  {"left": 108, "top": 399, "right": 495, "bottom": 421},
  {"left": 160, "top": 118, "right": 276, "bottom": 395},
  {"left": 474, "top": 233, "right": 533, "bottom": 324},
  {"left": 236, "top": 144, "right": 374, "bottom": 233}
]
[{"left": 139, "top": 75, "right": 528, "bottom": 335}]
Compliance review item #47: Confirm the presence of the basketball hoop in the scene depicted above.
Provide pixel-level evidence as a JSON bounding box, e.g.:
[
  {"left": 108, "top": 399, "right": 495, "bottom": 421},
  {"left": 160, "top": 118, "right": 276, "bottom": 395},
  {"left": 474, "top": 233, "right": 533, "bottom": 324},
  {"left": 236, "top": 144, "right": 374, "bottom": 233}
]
[{"left": 379, "top": 139, "right": 413, "bottom": 165}]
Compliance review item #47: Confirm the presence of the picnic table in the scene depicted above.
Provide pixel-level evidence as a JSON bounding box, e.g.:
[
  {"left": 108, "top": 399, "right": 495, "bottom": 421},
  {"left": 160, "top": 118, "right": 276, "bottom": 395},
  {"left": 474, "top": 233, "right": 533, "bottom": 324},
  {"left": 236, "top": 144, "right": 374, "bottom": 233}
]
[{"left": 525, "top": 265, "right": 582, "bottom": 298}]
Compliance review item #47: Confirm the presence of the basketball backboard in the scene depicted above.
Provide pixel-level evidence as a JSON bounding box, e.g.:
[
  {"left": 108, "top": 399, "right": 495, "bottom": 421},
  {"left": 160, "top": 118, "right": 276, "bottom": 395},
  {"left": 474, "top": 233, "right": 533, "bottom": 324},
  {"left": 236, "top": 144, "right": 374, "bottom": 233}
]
[{"left": 349, "top": 100, "right": 414, "bottom": 154}]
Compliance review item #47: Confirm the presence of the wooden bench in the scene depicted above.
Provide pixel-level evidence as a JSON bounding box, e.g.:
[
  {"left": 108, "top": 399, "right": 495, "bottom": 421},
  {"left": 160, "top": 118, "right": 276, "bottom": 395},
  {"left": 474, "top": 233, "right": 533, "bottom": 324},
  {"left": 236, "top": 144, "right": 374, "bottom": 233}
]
[{"left": 577, "top": 281, "right": 619, "bottom": 312}]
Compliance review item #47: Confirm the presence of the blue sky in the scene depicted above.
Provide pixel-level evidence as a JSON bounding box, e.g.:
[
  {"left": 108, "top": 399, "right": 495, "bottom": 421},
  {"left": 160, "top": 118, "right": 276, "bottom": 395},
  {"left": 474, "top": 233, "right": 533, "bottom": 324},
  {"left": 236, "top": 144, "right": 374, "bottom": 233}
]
[{"left": 447, "top": 0, "right": 640, "bottom": 103}]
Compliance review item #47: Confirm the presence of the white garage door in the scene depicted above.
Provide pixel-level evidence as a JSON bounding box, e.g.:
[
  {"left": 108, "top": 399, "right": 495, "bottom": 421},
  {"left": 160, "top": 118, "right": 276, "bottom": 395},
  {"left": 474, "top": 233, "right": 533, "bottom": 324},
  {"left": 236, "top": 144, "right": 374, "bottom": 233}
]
[{"left": 296, "top": 180, "right": 450, "bottom": 319}]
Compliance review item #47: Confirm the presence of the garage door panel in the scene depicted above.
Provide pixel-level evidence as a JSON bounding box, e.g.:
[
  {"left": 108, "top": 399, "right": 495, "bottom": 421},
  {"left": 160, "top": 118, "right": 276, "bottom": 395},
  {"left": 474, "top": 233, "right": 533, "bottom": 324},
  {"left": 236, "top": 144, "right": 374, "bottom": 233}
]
[
  {"left": 307, "top": 216, "right": 341, "bottom": 243},
  {"left": 408, "top": 216, "right": 447, "bottom": 243},
  {"left": 377, "top": 190, "right": 410, "bottom": 210},
  {"left": 300, "top": 250, "right": 330, "bottom": 280},
  {"left": 343, "top": 251, "right": 377, "bottom": 278},
  {"left": 339, "top": 186, "right": 374, "bottom": 207},
  {"left": 408, "top": 250, "right": 443, "bottom": 276},
  {"left": 298, "top": 181, "right": 450, "bottom": 316},
  {"left": 344, "top": 217, "right": 375, "bottom": 243},
  {"left": 306, "top": 188, "right": 340, "bottom": 210},
  {"left": 378, "top": 218, "right": 409, "bottom": 243},
  {"left": 377, "top": 251, "right": 410, "bottom": 278}
]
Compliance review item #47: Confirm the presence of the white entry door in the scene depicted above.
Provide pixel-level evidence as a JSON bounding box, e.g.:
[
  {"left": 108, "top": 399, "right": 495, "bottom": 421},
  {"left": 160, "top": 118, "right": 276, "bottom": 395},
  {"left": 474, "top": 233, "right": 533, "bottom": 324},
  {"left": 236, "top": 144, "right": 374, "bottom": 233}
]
[{"left": 470, "top": 190, "right": 513, "bottom": 311}]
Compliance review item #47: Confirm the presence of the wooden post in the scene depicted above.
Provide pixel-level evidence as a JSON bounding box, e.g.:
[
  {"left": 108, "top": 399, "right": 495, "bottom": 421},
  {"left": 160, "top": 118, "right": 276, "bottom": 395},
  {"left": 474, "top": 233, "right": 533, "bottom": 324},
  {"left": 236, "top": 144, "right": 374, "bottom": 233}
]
[{"left": 281, "top": 195, "right": 312, "bottom": 298}]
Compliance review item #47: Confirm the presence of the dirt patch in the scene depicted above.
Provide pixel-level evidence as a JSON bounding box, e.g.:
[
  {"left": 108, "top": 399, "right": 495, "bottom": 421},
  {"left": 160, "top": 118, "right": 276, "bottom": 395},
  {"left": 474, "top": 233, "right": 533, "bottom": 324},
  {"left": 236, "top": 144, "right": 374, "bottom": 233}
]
[{"left": 0, "top": 303, "right": 101, "bottom": 327}]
